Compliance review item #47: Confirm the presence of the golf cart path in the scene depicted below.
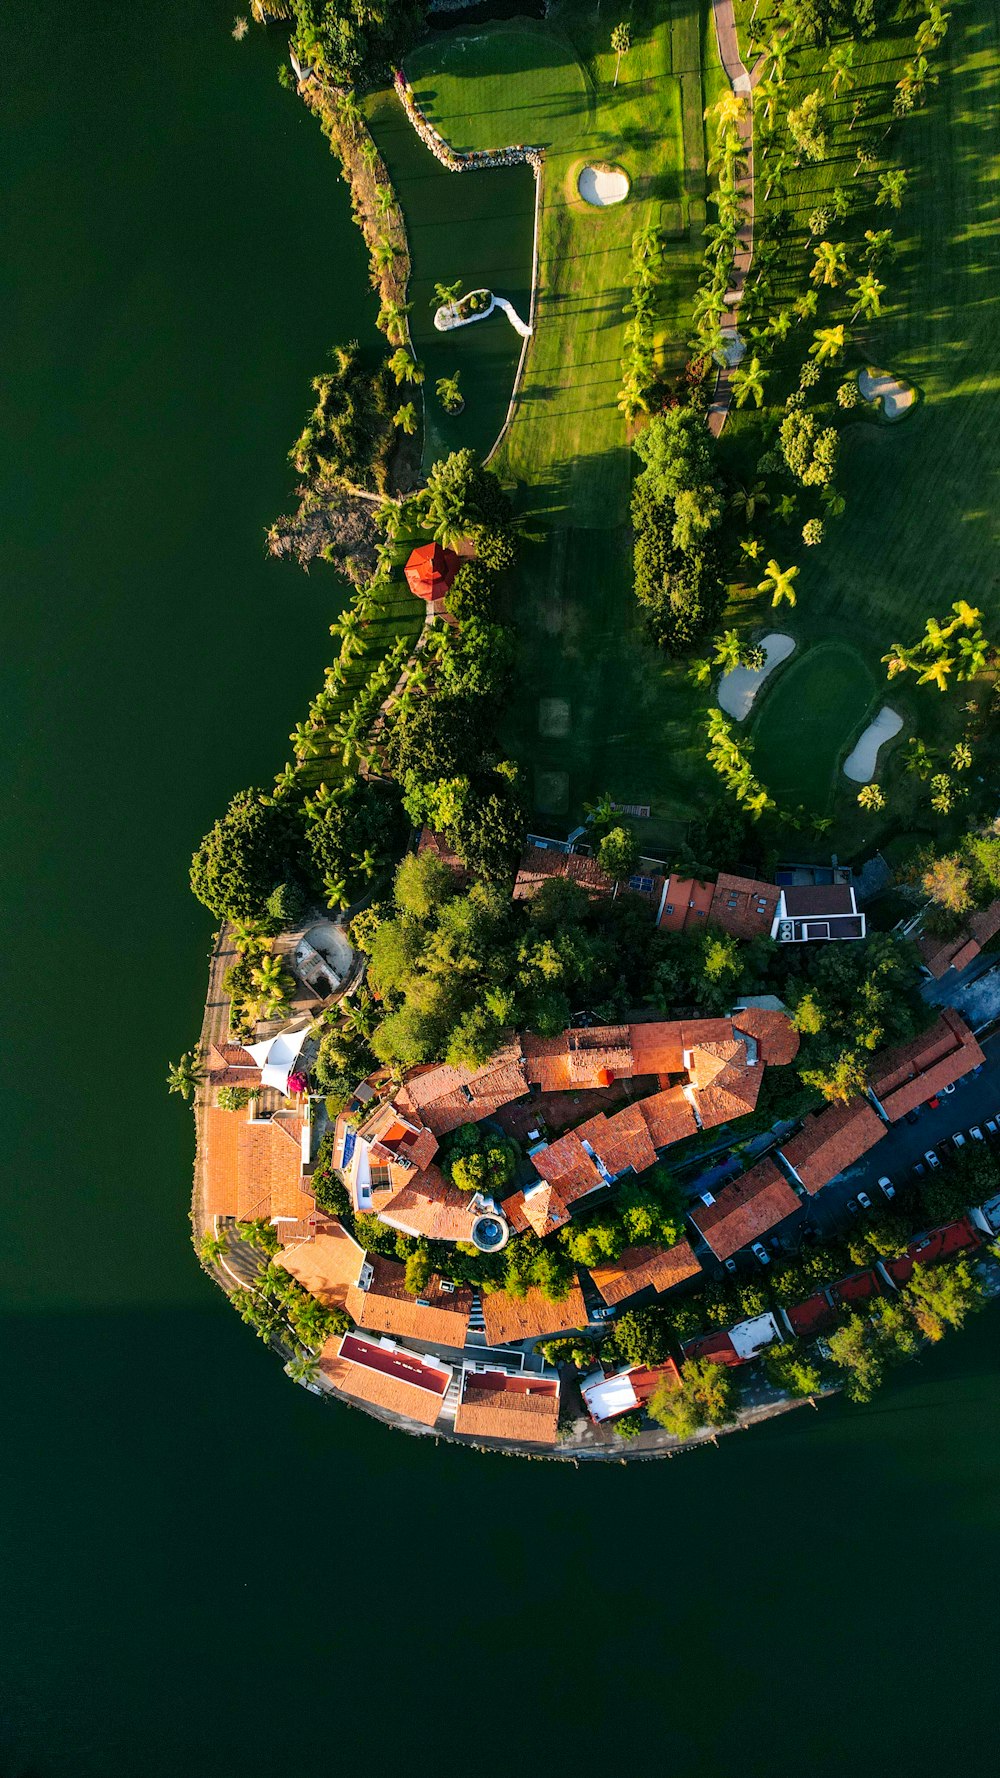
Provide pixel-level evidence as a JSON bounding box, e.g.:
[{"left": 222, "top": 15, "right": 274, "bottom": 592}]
[{"left": 707, "top": 0, "right": 759, "bottom": 439}]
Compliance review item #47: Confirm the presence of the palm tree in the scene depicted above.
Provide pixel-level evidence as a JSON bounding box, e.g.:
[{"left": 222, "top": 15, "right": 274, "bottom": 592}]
[
  {"left": 923, "top": 616, "right": 951, "bottom": 654},
  {"left": 857, "top": 784, "right": 885, "bottom": 811},
  {"left": 824, "top": 42, "right": 856, "bottom": 95},
  {"left": 374, "top": 184, "right": 394, "bottom": 219},
  {"left": 286, "top": 1352, "right": 320, "bottom": 1387},
  {"left": 876, "top": 169, "right": 908, "bottom": 211},
  {"left": 325, "top": 873, "right": 349, "bottom": 909},
  {"left": 758, "top": 559, "right": 800, "bottom": 608},
  {"left": 393, "top": 401, "right": 418, "bottom": 435},
  {"left": 388, "top": 346, "right": 423, "bottom": 386},
  {"left": 775, "top": 493, "right": 797, "bottom": 523},
  {"left": 436, "top": 372, "right": 463, "bottom": 415},
  {"left": 766, "top": 308, "right": 794, "bottom": 344},
  {"left": 352, "top": 847, "right": 378, "bottom": 881},
  {"left": 377, "top": 298, "right": 411, "bottom": 344},
  {"left": 611, "top": 21, "right": 631, "bottom": 86},
  {"left": 881, "top": 643, "right": 917, "bottom": 679},
  {"left": 957, "top": 631, "right": 989, "bottom": 679},
  {"left": 166, "top": 1050, "right": 205, "bottom": 1101},
  {"left": 950, "top": 599, "right": 983, "bottom": 630},
  {"left": 432, "top": 279, "right": 463, "bottom": 311},
  {"left": 584, "top": 790, "right": 616, "bottom": 833},
  {"left": 713, "top": 630, "right": 744, "bottom": 674},
  {"left": 809, "top": 324, "right": 846, "bottom": 364},
  {"left": 812, "top": 814, "right": 834, "bottom": 836},
  {"left": 793, "top": 290, "right": 818, "bottom": 323},
  {"left": 848, "top": 273, "right": 885, "bottom": 322},
  {"left": 249, "top": 955, "right": 294, "bottom": 1020},
  {"left": 951, "top": 741, "right": 973, "bottom": 771},
  {"left": 687, "top": 657, "right": 712, "bottom": 686},
  {"left": 904, "top": 737, "right": 933, "bottom": 778},
  {"left": 731, "top": 355, "right": 768, "bottom": 409},
  {"left": 200, "top": 1228, "right": 228, "bottom": 1266},
  {"left": 917, "top": 656, "right": 955, "bottom": 692},
  {"left": 290, "top": 721, "right": 322, "bottom": 759},
  {"left": 810, "top": 241, "right": 849, "bottom": 288},
  {"left": 373, "top": 239, "right": 396, "bottom": 272},
  {"left": 731, "top": 481, "right": 770, "bottom": 525},
  {"left": 863, "top": 227, "right": 894, "bottom": 265},
  {"left": 930, "top": 772, "right": 955, "bottom": 814}
]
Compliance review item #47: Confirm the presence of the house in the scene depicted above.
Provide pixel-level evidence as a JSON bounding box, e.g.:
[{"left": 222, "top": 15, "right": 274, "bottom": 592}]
[
  {"left": 481, "top": 1282, "right": 589, "bottom": 1347},
  {"left": 453, "top": 1367, "right": 560, "bottom": 1446},
  {"left": 778, "top": 1099, "right": 886, "bottom": 1195},
  {"left": 689, "top": 1157, "right": 801, "bottom": 1261},
  {"left": 377, "top": 1164, "right": 487, "bottom": 1245},
  {"left": 581, "top": 1358, "right": 681, "bottom": 1423},
  {"left": 784, "top": 1290, "right": 837, "bottom": 1340},
  {"left": 655, "top": 874, "right": 714, "bottom": 932},
  {"left": 393, "top": 1040, "right": 531, "bottom": 1137},
  {"left": 709, "top": 873, "right": 781, "bottom": 941},
  {"left": 830, "top": 1268, "right": 882, "bottom": 1309},
  {"left": 319, "top": 1331, "right": 452, "bottom": 1427},
  {"left": 882, "top": 1217, "right": 980, "bottom": 1287},
  {"left": 918, "top": 897, "right": 1000, "bottom": 979},
  {"left": 590, "top": 1240, "right": 701, "bottom": 1308},
  {"left": 732, "top": 1001, "right": 801, "bottom": 1066},
  {"left": 276, "top": 1215, "right": 366, "bottom": 1309},
  {"left": 203, "top": 1102, "right": 316, "bottom": 1233},
  {"left": 416, "top": 826, "right": 468, "bottom": 882},
  {"left": 683, "top": 1311, "right": 783, "bottom": 1366},
  {"left": 403, "top": 540, "right": 460, "bottom": 603},
  {"left": 867, "top": 1008, "right": 984, "bottom": 1122},
  {"left": 206, "top": 1041, "right": 263, "bottom": 1090},
  {"left": 345, "top": 1254, "right": 472, "bottom": 1349},
  {"left": 770, "top": 883, "right": 866, "bottom": 943},
  {"left": 512, "top": 844, "right": 615, "bottom": 902}
]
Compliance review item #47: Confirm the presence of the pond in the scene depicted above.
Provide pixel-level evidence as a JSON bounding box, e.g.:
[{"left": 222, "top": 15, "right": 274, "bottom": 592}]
[
  {"left": 366, "top": 85, "right": 535, "bottom": 470},
  {"left": 751, "top": 641, "right": 877, "bottom": 809}
]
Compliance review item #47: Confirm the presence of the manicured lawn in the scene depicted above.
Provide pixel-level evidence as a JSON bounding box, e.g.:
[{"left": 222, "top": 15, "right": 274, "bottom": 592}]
[
  {"left": 750, "top": 640, "right": 877, "bottom": 812},
  {"left": 718, "top": 0, "right": 1000, "bottom": 851},
  {"left": 365, "top": 87, "right": 535, "bottom": 472}
]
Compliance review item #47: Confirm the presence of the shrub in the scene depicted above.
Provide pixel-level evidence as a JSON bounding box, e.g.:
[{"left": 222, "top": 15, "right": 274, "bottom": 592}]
[
  {"left": 217, "top": 1085, "right": 260, "bottom": 1112},
  {"left": 598, "top": 826, "right": 640, "bottom": 881},
  {"left": 613, "top": 1410, "right": 644, "bottom": 1440}
]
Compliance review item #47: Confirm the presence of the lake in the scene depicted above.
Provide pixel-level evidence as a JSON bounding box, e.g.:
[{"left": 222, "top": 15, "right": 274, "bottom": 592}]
[{"left": 2, "top": 4, "right": 999, "bottom": 1774}]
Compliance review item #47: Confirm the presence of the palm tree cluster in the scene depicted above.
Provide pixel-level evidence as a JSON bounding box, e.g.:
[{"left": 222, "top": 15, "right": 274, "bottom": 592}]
[
  {"left": 705, "top": 708, "right": 775, "bottom": 820},
  {"left": 881, "top": 603, "right": 990, "bottom": 694},
  {"left": 692, "top": 91, "right": 751, "bottom": 369},
  {"left": 288, "top": 340, "right": 392, "bottom": 493},
  {"left": 618, "top": 224, "right": 667, "bottom": 422}
]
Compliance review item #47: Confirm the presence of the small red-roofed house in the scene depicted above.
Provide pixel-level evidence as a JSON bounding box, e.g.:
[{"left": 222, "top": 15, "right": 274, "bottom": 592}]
[
  {"left": 454, "top": 1368, "right": 560, "bottom": 1446},
  {"left": 404, "top": 541, "right": 460, "bottom": 603},
  {"left": 590, "top": 1240, "right": 701, "bottom": 1308},
  {"left": 689, "top": 1157, "right": 801, "bottom": 1261},
  {"left": 882, "top": 1217, "right": 980, "bottom": 1287},
  {"left": 867, "top": 1009, "right": 984, "bottom": 1123},
  {"left": 778, "top": 1098, "right": 886, "bottom": 1195},
  {"left": 581, "top": 1358, "right": 681, "bottom": 1422},
  {"left": 785, "top": 1290, "right": 836, "bottom": 1340}
]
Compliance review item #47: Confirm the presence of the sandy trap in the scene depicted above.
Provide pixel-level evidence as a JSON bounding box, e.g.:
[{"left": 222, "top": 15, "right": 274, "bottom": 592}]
[
  {"left": 718, "top": 633, "right": 795, "bottom": 720},
  {"left": 859, "top": 368, "right": 914, "bottom": 420},
  {"left": 843, "top": 705, "right": 903, "bottom": 782},
  {"left": 578, "top": 163, "right": 630, "bottom": 206}
]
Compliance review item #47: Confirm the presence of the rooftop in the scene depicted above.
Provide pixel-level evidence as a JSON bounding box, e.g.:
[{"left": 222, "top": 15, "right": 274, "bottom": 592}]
[
  {"left": 581, "top": 1358, "right": 681, "bottom": 1422},
  {"left": 346, "top": 1254, "right": 472, "bottom": 1348},
  {"left": 377, "top": 1164, "right": 479, "bottom": 1242},
  {"left": 689, "top": 1157, "right": 801, "bottom": 1261},
  {"left": 481, "top": 1282, "right": 589, "bottom": 1346},
  {"left": 276, "top": 1216, "right": 365, "bottom": 1308},
  {"left": 454, "top": 1369, "right": 560, "bottom": 1445},
  {"left": 867, "top": 1008, "right": 984, "bottom": 1121},
  {"left": 512, "top": 845, "right": 615, "bottom": 902},
  {"left": 709, "top": 873, "right": 781, "bottom": 941},
  {"left": 319, "top": 1332, "right": 452, "bottom": 1426},
  {"left": 918, "top": 896, "right": 1000, "bottom": 978},
  {"left": 590, "top": 1239, "right": 701, "bottom": 1307},
  {"left": 778, "top": 1098, "right": 887, "bottom": 1194}
]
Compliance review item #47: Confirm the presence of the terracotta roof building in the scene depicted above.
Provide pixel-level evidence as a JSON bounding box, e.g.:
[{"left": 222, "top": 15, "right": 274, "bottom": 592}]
[
  {"left": 576, "top": 1103, "right": 658, "bottom": 1178},
  {"left": 634, "top": 1085, "right": 699, "bottom": 1148},
  {"left": 277, "top": 1215, "right": 366, "bottom": 1309},
  {"left": 709, "top": 873, "right": 781, "bottom": 941},
  {"left": 203, "top": 1105, "right": 314, "bottom": 1225},
  {"left": 207, "top": 1041, "right": 263, "bottom": 1090},
  {"left": 778, "top": 1099, "right": 887, "bottom": 1194},
  {"left": 867, "top": 1008, "right": 984, "bottom": 1122},
  {"left": 689, "top": 1157, "right": 801, "bottom": 1261},
  {"left": 453, "top": 1368, "right": 560, "bottom": 1446},
  {"left": 732, "top": 1004, "right": 800, "bottom": 1067},
  {"left": 512, "top": 845, "right": 615, "bottom": 902},
  {"left": 377, "top": 1164, "right": 480, "bottom": 1243},
  {"left": 320, "top": 1331, "right": 452, "bottom": 1426},
  {"left": 918, "top": 897, "right": 1000, "bottom": 979},
  {"left": 481, "top": 1282, "right": 589, "bottom": 1347},
  {"left": 394, "top": 1042, "right": 530, "bottom": 1136},
  {"left": 655, "top": 874, "right": 714, "bottom": 932},
  {"left": 531, "top": 1130, "right": 605, "bottom": 1201},
  {"left": 403, "top": 540, "right": 460, "bottom": 603},
  {"left": 345, "top": 1254, "right": 472, "bottom": 1349},
  {"left": 581, "top": 1358, "right": 681, "bottom": 1422},
  {"left": 504, "top": 1179, "right": 573, "bottom": 1239},
  {"left": 590, "top": 1239, "right": 701, "bottom": 1308},
  {"left": 416, "top": 826, "right": 469, "bottom": 882}
]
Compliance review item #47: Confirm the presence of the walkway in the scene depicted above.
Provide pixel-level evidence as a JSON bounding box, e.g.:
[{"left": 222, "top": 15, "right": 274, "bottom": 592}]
[{"left": 707, "top": 0, "right": 757, "bottom": 438}]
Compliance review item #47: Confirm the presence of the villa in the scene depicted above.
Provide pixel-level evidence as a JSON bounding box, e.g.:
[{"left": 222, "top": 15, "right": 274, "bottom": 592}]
[
  {"left": 319, "top": 1330, "right": 453, "bottom": 1426},
  {"left": 453, "top": 1366, "right": 561, "bottom": 1446},
  {"left": 581, "top": 1358, "right": 681, "bottom": 1424},
  {"left": 689, "top": 1158, "right": 802, "bottom": 1262},
  {"left": 589, "top": 1240, "right": 701, "bottom": 1308},
  {"left": 345, "top": 1253, "right": 473, "bottom": 1349}
]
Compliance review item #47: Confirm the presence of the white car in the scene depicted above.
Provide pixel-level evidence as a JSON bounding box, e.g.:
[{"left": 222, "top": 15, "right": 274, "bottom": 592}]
[
  {"left": 987, "top": 1120, "right": 998, "bottom": 1137},
  {"left": 953, "top": 1131, "right": 966, "bottom": 1150},
  {"left": 751, "top": 1242, "right": 771, "bottom": 1265},
  {"left": 970, "top": 1125, "right": 985, "bottom": 1141},
  {"left": 924, "top": 1149, "right": 941, "bottom": 1170},
  {"left": 878, "top": 1175, "right": 895, "bottom": 1199},
  {"left": 857, "top": 1190, "right": 873, "bottom": 1211},
  {"left": 942, "top": 1083, "right": 957, "bottom": 1095}
]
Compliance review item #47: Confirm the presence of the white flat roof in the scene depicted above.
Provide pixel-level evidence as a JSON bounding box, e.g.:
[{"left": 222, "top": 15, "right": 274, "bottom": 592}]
[
  {"left": 729, "top": 1311, "right": 782, "bottom": 1360},
  {"left": 581, "top": 1369, "right": 639, "bottom": 1422}
]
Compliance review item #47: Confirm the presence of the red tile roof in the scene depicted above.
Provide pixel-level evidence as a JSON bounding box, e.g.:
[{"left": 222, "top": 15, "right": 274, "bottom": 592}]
[
  {"left": 682, "top": 1330, "right": 741, "bottom": 1366},
  {"left": 277, "top": 1216, "right": 365, "bottom": 1309},
  {"left": 785, "top": 1291, "right": 836, "bottom": 1339},
  {"left": 709, "top": 873, "right": 780, "bottom": 941},
  {"left": 628, "top": 1020, "right": 686, "bottom": 1075},
  {"left": 731, "top": 1006, "right": 800, "bottom": 1066},
  {"left": 635, "top": 1085, "right": 699, "bottom": 1148},
  {"left": 831, "top": 1268, "right": 882, "bottom": 1307},
  {"left": 416, "top": 827, "right": 469, "bottom": 881},
  {"left": 208, "top": 1042, "right": 263, "bottom": 1088},
  {"left": 918, "top": 897, "right": 1000, "bottom": 978},
  {"left": 590, "top": 1240, "right": 701, "bottom": 1307},
  {"left": 566, "top": 1025, "right": 633, "bottom": 1086},
  {"left": 320, "top": 1331, "right": 451, "bottom": 1425},
  {"left": 656, "top": 874, "right": 715, "bottom": 932},
  {"left": 520, "top": 1032, "right": 574, "bottom": 1093},
  {"left": 376, "top": 1164, "right": 477, "bottom": 1242},
  {"left": 454, "top": 1370, "right": 560, "bottom": 1445},
  {"left": 394, "top": 1043, "right": 529, "bottom": 1135},
  {"left": 578, "top": 1102, "right": 658, "bottom": 1178},
  {"left": 346, "top": 1254, "right": 472, "bottom": 1348},
  {"left": 504, "top": 1180, "right": 572, "bottom": 1238},
  {"left": 689, "top": 1157, "right": 801, "bottom": 1260},
  {"left": 481, "top": 1283, "right": 588, "bottom": 1346},
  {"left": 779, "top": 1099, "right": 886, "bottom": 1194},
  {"left": 512, "top": 845, "right": 616, "bottom": 901},
  {"left": 867, "top": 1009, "right": 984, "bottom": 1121},
  {"left": 404, "top": 541, "right": 460, "bottom": 601},
  {"left": 531, "top": 1130, "right": 604, "bottom": 1201},
  {"left": 204, "top": 1105, "right": 313, "bottom": 1223},
  {"left": 883, "top": 1216, "right": 980, "bottom": 1286}
]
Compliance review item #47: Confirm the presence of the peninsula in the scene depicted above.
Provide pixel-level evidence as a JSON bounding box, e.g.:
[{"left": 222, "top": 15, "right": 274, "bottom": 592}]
[{"left": 173, "top": 0, "right": 1000, "bottom": 1458}]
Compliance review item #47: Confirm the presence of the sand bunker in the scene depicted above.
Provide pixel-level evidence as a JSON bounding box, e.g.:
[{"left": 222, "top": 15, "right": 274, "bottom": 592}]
[
  {"left": 718, "top": 634, "right": 795, "bottom": 721},
  {"left": 859, "top": 368, "right": 914, "bottom": 420},
  {"left": 843, "top": 705, "right": 903, "bottom": 782},
  {"left": 578, "top": 163, "right": 630, "bottom": 206}
]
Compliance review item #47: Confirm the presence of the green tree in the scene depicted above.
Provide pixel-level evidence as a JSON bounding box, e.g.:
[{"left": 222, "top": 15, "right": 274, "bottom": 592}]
[
  {"left": 763, "top": 1343, "right": 823, "bottom": 1396},
  {"left": 598, "top": 826, "right": 640, "bottom": 881},
  {"left": 876, "top": 168, "right": 908, "bottom": 211},
  {"left": 611, "top": 21, "right": 631, "bottom": 86},
  {"left": 393, "top": 401, "right": 418, "bottom": 435},
  {"left": 436, "top": 372, "right": 463, "bottom": 415},
  {"left": 757, "top": 559, "right": 799, "bottom": 608},
  {"left": 166, "top": 1050, "right": 205, "bottom": 1102},
  {"left": 191, "top": 789, "right": 306, "bottom": 922}
]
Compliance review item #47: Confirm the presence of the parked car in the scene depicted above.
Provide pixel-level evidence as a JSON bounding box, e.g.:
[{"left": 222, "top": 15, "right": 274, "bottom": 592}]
[
  {"left": 927, "top": 1095, "right": 941, "bottom": 1110},
  {"left": 905, "top": 1109, "right": 921, "bottom": 1126},
  {"left": 751, "top": 1242, "right": 771, "bottom": 1265},
  {"left": 847, "top": 1199, "right": 859, "bottom": 1215},
  {"left": 952, "top": 1131, "right": 966, "bottom": 1151},
  {"left": 878, "top": 1176, "right": 896, "bottom": 1199},
  {"left": 942, "top": 1082, "right": 957, "bottom": 1095},
  {"left": 914, "top": 1161, "right": 927, "bottom": 1179},
  {"left": 724, "top": 1257, "right": 737, "bottom": 1274},
  {"left": 857, "top": 1190, "right": 873, "bottom": 1211},
  {"left": 924, "top": 1149, "right": 941, "bottom": 1170},
  {"left": 987, "top": 1120, "right": 998, "bottom": 1137},
  {"left": 591, "top": 1304, "right": 615, "bottom": 1322},
  {"left": 972, "top": 1064, "right": 985, "bottom": 1077},
  {"left": 971, "top": 1125, "right": 985, "bottom": 1142}
]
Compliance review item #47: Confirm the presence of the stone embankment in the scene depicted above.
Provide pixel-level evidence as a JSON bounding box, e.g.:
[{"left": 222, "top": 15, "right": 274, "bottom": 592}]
[{"left": 393, "top": 69, "right": 541, "bottom": 174}]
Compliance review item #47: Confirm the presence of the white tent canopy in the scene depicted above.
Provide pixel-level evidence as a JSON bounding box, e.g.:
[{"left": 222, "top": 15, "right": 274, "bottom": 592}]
[{"left": 248, "top": 1026, "right": 308, "bottom": 1095}]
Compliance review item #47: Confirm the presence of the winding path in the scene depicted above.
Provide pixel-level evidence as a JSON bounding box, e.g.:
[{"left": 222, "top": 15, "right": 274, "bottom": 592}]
[{"left": 707, "top": 0, "right": 758, "bottom": 438}]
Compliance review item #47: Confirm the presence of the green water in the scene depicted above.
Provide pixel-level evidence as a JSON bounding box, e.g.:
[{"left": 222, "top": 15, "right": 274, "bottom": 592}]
[{"left": 2, "top": 4, "right": 999, "bottom": 1774}]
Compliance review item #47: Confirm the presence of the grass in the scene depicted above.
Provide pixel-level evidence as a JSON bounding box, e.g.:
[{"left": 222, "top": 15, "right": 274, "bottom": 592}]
[
  {"left": 750, "top": 638, "right": 877, "bottom": 811},
  {"left": 715, "top": 0, "right": 1000, "bottom": 855}
]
